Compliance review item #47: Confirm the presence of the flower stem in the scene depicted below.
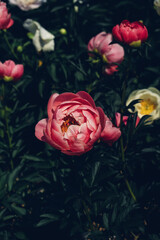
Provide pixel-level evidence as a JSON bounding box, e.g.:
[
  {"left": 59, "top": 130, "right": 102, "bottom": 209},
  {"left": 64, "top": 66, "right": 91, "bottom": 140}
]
[
  {"left": 1, "top": 83, "right": 14, "bottom": 170},
  {"left": 82, "top": 199, "right": 94, "bottom": 231},
  {"left": 3, "top": 31, "right": 19, "bottom": 60},
  {"left": 120, "top": 75, "right": 136, "bottom": 202}
]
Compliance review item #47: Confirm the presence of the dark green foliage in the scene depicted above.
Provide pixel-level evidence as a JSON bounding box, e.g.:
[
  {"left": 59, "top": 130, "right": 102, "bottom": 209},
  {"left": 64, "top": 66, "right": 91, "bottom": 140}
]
[{"left": 0, "top": 0, "right": 159, "bottom": 239}]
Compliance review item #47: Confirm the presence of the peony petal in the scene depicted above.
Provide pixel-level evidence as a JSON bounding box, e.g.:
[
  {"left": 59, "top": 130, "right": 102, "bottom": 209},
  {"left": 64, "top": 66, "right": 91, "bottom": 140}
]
[
  {"left": 51, "top": 128, "right": 70, "bottom": 150},
  {"left": 35, "top": 118, "right": 47, "bottom": 141},
  {"left": 11, "top": 64, "right": 24, "bottom": 80},
  {"left": 77, "top": 91, "right": 96, "bottom": 108},
  {"left": 52, "top": 93, "right": 78, "bottom": 111},
  {"left": 96, "top": 107, "right": 106, "bottom": 131},
  {"left": 47, "top": 93, "right": 59, "bottom": 118},
  {"left": 0, "top": 62, "right": 4, "bottom": 78},
  {"left": 101, "top": 120, "right": 121, "bottom": 146},
  {"left": 112, "top": 25, "right": 123, "bottom": 42},
  {"left": 82, "top": 110, "right": 97, "bottom": 131},
  {"left": 104, "top": 43, "right": 124, "bottom": 64}
]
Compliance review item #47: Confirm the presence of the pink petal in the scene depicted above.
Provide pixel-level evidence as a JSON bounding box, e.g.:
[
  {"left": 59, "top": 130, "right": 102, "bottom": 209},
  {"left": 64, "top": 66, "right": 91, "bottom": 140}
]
[
  {"left": 82, "top": 110, "right": 97, "bottom": 131},
  {"left": 77, "top": 123, "right": 90, "bottom": 143},
  {"left": 101, "top": 120, "right": 121, "bottom": 146},
  {"left": 51, "top": 128, "right": 70, "bottom": 150},
  {"left": 0, "top": 62, "right": 4, "bottom": 78},
  {"left": 98, "top": 34, "right": 113, "bottom": 54},
  {"left": 6, "top": 18, "right": 14, "bottom": 29},
  {"left": 51, "top": 92, "right": 77, "bottom": 111},
  {"left": 104, "top": 65, "right": 118, "bottom": 75},
  {"left": 35, "top": 119, "right": 47, "bottom": 141},
  {"left": 96, "top": 107, "right": 106, "bottom": 131},
  {"left": 11, "top": 64, "right": 24, "bottom": 80},
  {"left": 76, "top": 91, "right": 96, "bottom": 108},
  {"left": 47, "top": 93, "right": 59, "bottom": 118},
  {"left": 112, "top": 25, "right": 123, "bottom": 42},
  {"left": 104, "top": 43, "right": 124, "bottom": 64}
]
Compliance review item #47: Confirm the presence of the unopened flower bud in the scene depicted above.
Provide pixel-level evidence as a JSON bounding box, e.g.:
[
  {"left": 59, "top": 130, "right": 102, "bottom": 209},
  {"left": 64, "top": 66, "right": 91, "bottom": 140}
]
[
  {"left": 17, "top": 46, "right": 23, "bottom": 53},
  {"left": 59, "top": 28, "right": 67, "bottom": 35}
]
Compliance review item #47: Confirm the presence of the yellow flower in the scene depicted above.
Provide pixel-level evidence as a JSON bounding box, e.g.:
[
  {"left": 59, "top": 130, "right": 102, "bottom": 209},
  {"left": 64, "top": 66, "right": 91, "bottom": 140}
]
[{"left": 126, "top": 87, "right": 160, "bottom": 124}]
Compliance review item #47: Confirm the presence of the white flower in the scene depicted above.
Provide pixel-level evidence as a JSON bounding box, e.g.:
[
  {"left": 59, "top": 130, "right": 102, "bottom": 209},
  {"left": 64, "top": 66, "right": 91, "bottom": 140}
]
[
  {"left": 23, "top": 19, "right": 55, "bottom": 52},
  {"left": 154, "top": 0, "right": 160, "bottom": 16},
  {"left": 126, "top": 87, "right": 160, "bottom": 124},
  {"left": 9, "top": 0, "right": 47, "bottom": 11}
]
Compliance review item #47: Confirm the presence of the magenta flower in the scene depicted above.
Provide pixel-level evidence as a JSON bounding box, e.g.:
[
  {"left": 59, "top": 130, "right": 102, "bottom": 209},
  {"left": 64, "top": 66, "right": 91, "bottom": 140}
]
[
  {"left": 112, "top": 20, "right": 148, "bottom": 47},
  {"left": 0, "top": 2, "right": 14, "bottom": 30},
  {"left": 0, "top": 60, "right": 24, "bottom": 82},
  {"left": 88, "top": 31, "right": 124, "bottom": 64},
  {"left": 35, "top": 91, "right": 120, "bottom": 155}
]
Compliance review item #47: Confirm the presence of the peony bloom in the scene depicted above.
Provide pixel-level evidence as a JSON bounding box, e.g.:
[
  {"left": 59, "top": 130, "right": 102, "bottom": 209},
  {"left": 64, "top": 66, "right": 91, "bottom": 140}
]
[
  {"left": 154, "top": 0, "right": 160, "bottom": 15},
  {"left": 100, "top": 115, "right": 121, "bottom": 146},
  {"left": 88, "top": 32, "right": 124, "bottom": 64},
  {"left": 0, "top": 60, "right": 24, "bottom": 82},
  {"left": 35, "top": 91, "right": 120, "bottom": 155},
  {"left": 126, "top": 87, "right": 160, "bottom": 123},
  {"left": 23, "top": 19, "right": 55, "bottom": 52},
  {"left": 0, "top": 2, "right": 14, "bottom": 30},
  {"left": 112, "top": 20, "right": 148, "bottom": 47},
  {"left": 9, "top": 0, "right": 46, "bottom": 11}
]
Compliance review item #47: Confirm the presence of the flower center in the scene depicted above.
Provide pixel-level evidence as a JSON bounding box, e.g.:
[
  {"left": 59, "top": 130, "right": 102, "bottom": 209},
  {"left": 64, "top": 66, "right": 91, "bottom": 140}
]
[
  {"left": 140, "top": 99, "right": 156, "bottom": 115},
  {"left": 61, "top": 115, "right": 79, "bottom": 133}
]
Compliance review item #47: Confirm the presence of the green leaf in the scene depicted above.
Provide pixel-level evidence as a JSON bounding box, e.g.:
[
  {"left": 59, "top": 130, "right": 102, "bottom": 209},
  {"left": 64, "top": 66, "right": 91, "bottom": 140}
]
[
  {"left": 103, "top": 213, "right": 109, "bottom": 229},
  {"left": 14, "top": 232, "right": 28, "bottom": 240},
  {"left": 8, "top": 164, "right": 23, "bottom": 192},
  {"left": 11, "top": 204, "right": 26, "bottom": 216},
  {"left": 91, "top": 161, "right": 100, "bottom": 186}
]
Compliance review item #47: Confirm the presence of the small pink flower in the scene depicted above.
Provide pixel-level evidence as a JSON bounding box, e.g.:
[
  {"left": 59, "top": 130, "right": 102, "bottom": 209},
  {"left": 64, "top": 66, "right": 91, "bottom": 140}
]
[
  {"left": 35, "top": 91, "right": 119, "bottom": 155},
  {"left": 87, "top": 32, "right": 124, "bottom": 75},
  {"left": 104, "top": 65, "right": 118, "bottom": 75},
  {"left": 0, "top": 60, "right": 24, "bottom": 82},
  {"left": 0, "top": 2, "right": 14, "bottom": 30},
  {"left": 112, "top": 20, "right": 148, "bottom": 47},
  {"left": 88, "top": 32, "right": 124, "bottom": 64}
]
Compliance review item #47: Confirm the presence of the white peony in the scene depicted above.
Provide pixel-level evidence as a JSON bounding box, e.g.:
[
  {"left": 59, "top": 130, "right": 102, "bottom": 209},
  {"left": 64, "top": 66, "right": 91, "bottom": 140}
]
[
  {"left": 154, "top": 0, "right": 160, "bottom": 16},
  {"left": 126, "top": 87, "right": 160, "bottom": 123},
  {"left": 9, "top": 0, "right": 47, "bottom": 11},
  {"left": 23, "top": 19, "right": 55, "bottom": 52}
]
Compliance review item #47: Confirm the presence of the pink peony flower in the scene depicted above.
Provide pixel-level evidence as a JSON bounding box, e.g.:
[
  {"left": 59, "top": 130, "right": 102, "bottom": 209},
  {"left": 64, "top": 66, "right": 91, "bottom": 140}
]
[
  {"left": 0, "top": 60, "right": 24, "bottom": 82},
  {"left": 112, "top": 20, "right": 148, "bottom": 47},
  {"left": 88, "top": 32, "right": 124, "bottom": 64},
  {"left": 0, "top": 2, "right": 14, "bottom": 30},
  {"left": 100, "top": 115, "right": 121, "bottom": 146},
  {"left": 35, "top": 91, "right": 120, "bottom": 155}
]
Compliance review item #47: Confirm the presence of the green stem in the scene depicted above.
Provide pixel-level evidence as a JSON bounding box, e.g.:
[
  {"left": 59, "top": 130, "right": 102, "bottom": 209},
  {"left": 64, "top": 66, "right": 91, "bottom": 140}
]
[
  {"left": 3, "top": 31, "right": 19, "bottom": 60},
  {"left": 1, "top": 83, "right": 14, "bottom": 170},
  {"left": 125, "top": 179, "right": 137, "bottom": 202},
  {"left": 120, "top": 75, "right": 136, "bottom": 202},
  {"left": 82, "top": 199, "right": 93, "bottom": 231}
]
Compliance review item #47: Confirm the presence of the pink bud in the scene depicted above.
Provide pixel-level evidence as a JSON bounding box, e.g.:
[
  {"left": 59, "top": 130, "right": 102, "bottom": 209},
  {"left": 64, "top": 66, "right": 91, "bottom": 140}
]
[
  {"left": 0, "top": 60, "right": 24, "bottom": 82},
  {"left": 0, "top": 2, "right": 14, "bottom": 30}
]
